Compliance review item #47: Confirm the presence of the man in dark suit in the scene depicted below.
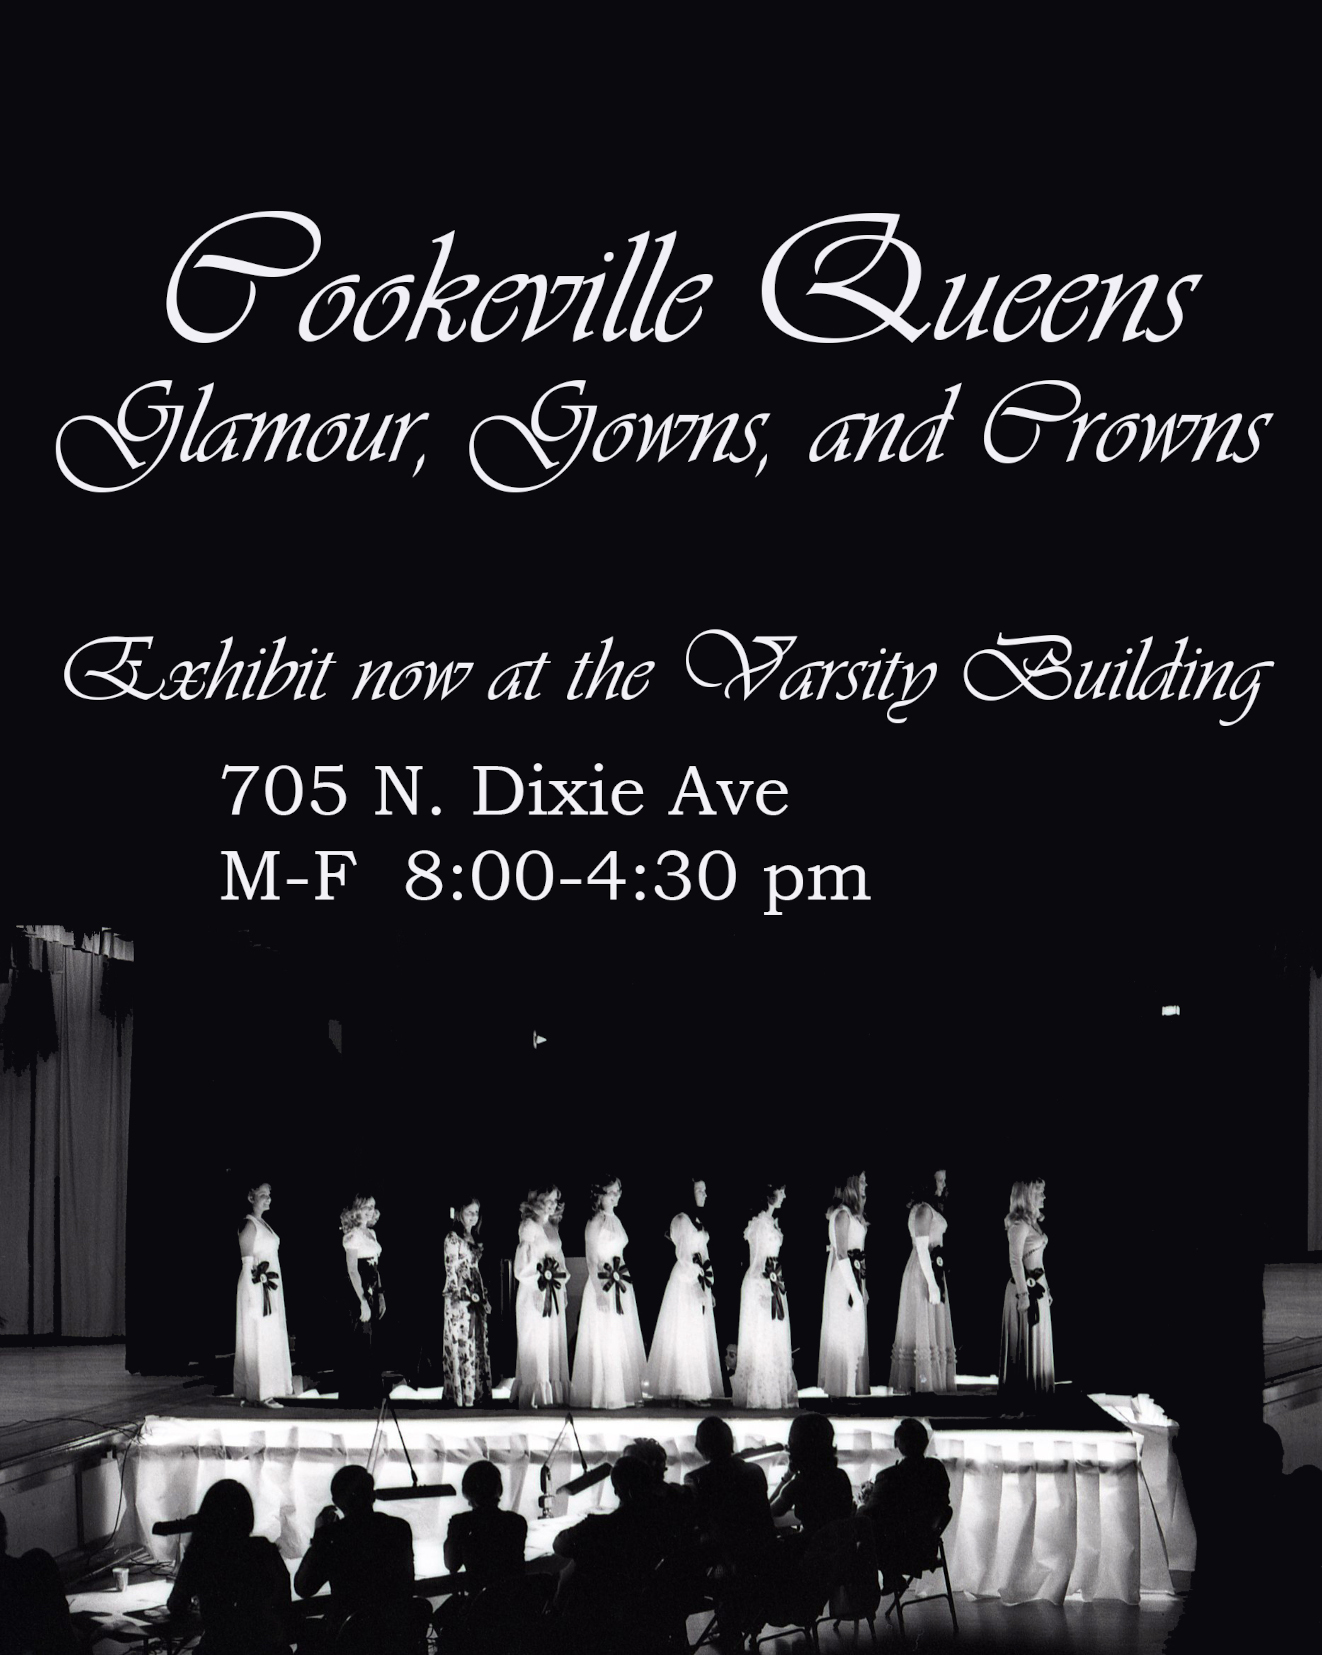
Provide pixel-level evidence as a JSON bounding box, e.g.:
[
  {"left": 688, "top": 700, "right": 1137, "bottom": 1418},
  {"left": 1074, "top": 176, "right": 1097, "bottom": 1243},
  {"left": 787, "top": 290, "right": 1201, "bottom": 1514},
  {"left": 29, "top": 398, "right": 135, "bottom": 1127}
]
[
  {"left": 860, "top": 1417, "right": 952, "bottom": 1589},
  {"left": 294, "top": 1465, "right": 421, "bottom": 1648}
]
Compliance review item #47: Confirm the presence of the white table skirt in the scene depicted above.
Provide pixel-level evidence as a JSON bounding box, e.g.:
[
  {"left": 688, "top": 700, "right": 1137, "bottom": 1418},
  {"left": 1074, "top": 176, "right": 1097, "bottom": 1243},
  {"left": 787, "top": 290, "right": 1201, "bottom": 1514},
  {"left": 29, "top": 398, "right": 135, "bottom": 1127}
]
[{"left": 128, "top": 1407, "right": 1192, "bottom": 1606}]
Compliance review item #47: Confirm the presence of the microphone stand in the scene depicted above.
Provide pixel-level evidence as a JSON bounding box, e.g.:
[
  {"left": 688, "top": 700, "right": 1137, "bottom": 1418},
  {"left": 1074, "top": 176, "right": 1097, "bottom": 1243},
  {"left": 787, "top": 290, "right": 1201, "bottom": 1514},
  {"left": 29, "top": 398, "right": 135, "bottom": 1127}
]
[
  {"left": 369, "top": 1380, "right": 421, "bottom": 1490},
  {"left": 539, "top": 1409, "right": 588, "bottom": 1516}
]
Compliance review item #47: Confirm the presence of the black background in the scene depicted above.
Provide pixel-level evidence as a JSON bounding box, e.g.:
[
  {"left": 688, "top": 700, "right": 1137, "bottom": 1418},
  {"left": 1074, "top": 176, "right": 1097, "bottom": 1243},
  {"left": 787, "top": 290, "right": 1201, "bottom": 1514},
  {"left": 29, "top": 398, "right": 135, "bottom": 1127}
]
[{"left": 7, "top": 63, "right": 1315, "bottom": 1584}]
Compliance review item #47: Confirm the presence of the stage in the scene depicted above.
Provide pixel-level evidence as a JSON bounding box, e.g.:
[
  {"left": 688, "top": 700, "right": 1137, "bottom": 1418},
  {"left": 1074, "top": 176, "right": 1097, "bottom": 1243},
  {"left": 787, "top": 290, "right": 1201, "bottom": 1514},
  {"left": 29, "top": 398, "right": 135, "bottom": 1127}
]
[{"left": 122, "top": 1387, "right": 1195, "bottom": 1607}]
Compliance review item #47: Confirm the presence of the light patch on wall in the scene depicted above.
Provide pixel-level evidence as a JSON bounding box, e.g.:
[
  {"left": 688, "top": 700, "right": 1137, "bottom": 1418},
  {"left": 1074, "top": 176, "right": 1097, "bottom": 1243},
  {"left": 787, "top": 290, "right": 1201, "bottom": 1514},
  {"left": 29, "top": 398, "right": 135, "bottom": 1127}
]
[{"left": 1161, "top": 1005, "right": 1180, "bottom": 1017}]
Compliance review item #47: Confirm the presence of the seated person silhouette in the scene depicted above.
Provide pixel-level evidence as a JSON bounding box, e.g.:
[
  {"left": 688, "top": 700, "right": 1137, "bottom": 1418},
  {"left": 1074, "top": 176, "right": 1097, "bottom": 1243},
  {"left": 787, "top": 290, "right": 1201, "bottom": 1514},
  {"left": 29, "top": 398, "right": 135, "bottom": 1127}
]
[
  {"left": 0, "top": 1509, "right": 81, "bottom": 1655},
  {"left": 620, "top": 1437, "right": 703, "bottom": 1628},
  {"left": 434, "top": 1460, "right": 539, "bottom": 1654},
  {"left": 684, "top": 1416, "right": 775, "bottom": 1560},
  {"left": 860, "top": 1417, "right": 952, "bottom": 1590},
  {"left": 166, "top": 1479, "right": 291, "bottom": 1655},
  {"left": 760, "top": 1415, "right": 860, "bottom": 1631},
  {"left": 770, "top": 1414, "right": 856, "bottom": 1539},
  {"left": 551, "top": 1455, "right": 669, "bottom": 1652},
  {"left": 621, "top": 1437, "right": 699, "bottom": 1552},
  {"left": 683, "top": 1416, "right": 777, "bottom": 1647},
  {"left": 294, "top": 1464, "right": 423, "bottom": 1651}
]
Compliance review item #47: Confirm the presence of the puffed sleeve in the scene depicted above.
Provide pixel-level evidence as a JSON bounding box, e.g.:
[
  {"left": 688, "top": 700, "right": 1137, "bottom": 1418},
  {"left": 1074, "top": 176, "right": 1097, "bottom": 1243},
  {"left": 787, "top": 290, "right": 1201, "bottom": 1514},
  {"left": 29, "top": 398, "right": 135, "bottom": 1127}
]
[
  {"left": 513, "top": 1219, "right": 541, "bottom": 1283},
  {"left": 832, "top": 1207, "right": 851, "bottom": 1259},
  {"left": 1006, "top": 1220, "right": 1029, "bottom": 1296},
  {"left": 744, "top": 1214, "right": 766, "bottom": 1274},
  {"left": 910, "top": 1202, "right": 933, "bottom": 1239},
  {"left": 443, "top": 1230, "right": 463, "bottom": 1297},
  {"left": 586, "top": 1215, "right": 615, "bottom": 1280}
]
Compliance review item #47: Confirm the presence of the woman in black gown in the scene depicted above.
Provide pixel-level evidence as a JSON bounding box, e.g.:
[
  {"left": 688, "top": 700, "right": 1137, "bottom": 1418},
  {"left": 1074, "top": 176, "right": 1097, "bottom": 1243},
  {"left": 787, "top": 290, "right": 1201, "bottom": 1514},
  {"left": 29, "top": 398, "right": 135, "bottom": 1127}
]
[{"left": 339, "top": 1194, "right": 387, "bottom": 1405}]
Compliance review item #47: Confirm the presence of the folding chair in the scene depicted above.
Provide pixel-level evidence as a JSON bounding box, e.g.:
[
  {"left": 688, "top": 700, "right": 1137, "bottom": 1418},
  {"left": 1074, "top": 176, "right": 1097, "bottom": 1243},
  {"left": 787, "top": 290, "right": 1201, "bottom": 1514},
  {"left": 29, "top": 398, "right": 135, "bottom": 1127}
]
[
  {"left": 883, "top": 1527, "right": 958, "bottom": 1638},
  {"left": 826, "top": 1514, "right": 881, "bottom": 1644}
]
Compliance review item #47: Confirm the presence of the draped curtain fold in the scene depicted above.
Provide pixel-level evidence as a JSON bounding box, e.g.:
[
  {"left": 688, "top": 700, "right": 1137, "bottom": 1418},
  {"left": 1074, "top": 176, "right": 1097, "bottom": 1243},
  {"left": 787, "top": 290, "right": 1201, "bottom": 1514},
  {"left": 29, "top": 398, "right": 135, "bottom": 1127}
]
[{"left": 0, "top": 933, "right": 133, "bottom": 1337}]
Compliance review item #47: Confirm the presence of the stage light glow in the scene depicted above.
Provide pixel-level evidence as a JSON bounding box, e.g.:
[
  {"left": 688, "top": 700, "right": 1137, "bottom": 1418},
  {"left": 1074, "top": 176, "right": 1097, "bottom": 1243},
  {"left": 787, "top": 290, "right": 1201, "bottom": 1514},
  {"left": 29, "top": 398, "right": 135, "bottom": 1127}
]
[{"left": 1161, "top": 1005, "right": 1180, "bottom": 1016}]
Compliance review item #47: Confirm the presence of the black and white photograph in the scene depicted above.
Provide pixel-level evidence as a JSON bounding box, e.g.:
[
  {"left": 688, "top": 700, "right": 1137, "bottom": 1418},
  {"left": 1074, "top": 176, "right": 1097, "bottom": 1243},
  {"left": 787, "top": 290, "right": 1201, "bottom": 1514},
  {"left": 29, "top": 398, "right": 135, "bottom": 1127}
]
[{"left": 3, "top": 49, "right": 1317, "bottom": 1655}]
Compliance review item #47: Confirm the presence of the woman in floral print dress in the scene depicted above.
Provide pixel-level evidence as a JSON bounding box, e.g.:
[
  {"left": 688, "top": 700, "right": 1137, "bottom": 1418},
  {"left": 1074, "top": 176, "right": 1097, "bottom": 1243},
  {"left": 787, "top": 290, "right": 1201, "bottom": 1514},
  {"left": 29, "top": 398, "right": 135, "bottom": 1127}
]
[{"left": 443, "top": 1196, "right": 492, "bottom": 1407}]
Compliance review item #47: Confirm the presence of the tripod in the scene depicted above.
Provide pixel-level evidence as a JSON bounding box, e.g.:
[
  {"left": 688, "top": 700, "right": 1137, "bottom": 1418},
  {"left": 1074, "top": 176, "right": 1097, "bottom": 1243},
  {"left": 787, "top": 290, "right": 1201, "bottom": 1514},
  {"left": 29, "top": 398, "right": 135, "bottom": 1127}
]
[
  {"left": 367, "top": 1376, "right": 420, "bottom": 1489},
  {"left": 540, "top": 1409, "right": 588, "bottom": 1515}
]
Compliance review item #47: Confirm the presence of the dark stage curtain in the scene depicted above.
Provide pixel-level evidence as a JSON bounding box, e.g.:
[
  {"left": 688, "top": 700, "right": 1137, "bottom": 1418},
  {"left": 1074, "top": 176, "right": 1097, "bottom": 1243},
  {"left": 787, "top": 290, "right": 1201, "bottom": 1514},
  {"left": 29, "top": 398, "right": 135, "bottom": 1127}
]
[
  {"left": 0, "top": 931, "right": 133, "bottom": 1337},
  {"left": 1310, "top": 968, "right": 1321, "bottom": 1252}
]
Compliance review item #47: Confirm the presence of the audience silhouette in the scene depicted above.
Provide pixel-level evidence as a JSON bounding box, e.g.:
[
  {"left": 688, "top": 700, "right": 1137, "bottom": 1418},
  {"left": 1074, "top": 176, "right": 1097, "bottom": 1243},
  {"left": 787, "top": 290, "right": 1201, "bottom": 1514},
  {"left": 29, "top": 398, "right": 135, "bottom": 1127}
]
[
  {"left": 434, "top": 1459, "right": 541, "bottom": 1654},
  {"left": 551, "top": 1454, "right": 673, "bottom": 1652},
  {"left": 294, "top": 1464, "right": 424, "bottom": 1652},
  {"left": 683, "top": 1416, "right": 777, "bottom": 1649},
  {"left": 166, "top": 1479, "right": 291, "bottom": 1655},
  {"left": 770, "top": 1412, "right": 855, "bottom": 1539},
  {"left": 0, "top": 1508, "right": 80, "bottom": 1655},
  {"left": 860, "top": 1416, "right": 952, "bottom": 1590}
]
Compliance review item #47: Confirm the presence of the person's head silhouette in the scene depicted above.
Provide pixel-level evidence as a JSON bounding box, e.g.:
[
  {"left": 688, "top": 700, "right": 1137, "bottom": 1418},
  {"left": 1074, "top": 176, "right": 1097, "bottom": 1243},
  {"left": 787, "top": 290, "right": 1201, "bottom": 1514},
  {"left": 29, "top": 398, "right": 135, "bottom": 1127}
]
[
  {"left": 695, "top": 1417, "right": 736, "bottom": 1461},
  {"left": 330, "top": 1465, "right": 376, "bottom": 1519},
  {"left": 461, "top": 1460, "right": 504, "bottom": 1510},
  {"left": 895, "top": 1418, "right": 930, "bottom": 1460}
]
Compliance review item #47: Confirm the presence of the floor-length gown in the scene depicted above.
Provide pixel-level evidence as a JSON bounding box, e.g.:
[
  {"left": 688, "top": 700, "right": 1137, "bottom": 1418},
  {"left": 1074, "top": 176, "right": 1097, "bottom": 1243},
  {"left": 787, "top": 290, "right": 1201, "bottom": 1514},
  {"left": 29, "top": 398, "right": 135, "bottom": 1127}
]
[
  {"left": 511, "top": 1217, "right": 570, "bottom": 1409},
  {"left": 571, "top": 1211, "right": 647, "bottom": 1408},
  {"left": 442, "top": 1229, "right": 492, "bottom": 1406},
  {"left": 234, "top": 1215, "right": 293, "bottom": 1402},
  {"left": 998, "top": 1218, "right": 1054, "bottom": 1395},
  {"left": 818, "top": 1205, "right": 870, "bottom": 1396},
  {"left": 888, "top": 1201, "right": 957, "bottom": 1392},
  {"left": 731, "top": 1211, "right": 797, "bottom": 1409},
  {"left": 340, "top": 1226, "right": 386, "bottom": 1406},
  {"left": 645, "top": 1211, "right": 724, "bottom": 1401}
]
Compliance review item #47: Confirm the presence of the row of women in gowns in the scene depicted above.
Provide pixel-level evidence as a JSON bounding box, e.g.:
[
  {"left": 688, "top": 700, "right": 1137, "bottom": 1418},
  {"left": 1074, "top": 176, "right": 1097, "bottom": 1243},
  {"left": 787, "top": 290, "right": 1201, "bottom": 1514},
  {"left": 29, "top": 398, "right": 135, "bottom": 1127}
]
[
  {"left": 233, "top": 1171, "right": 1052, "bottom": 1409},
  {"left": 510, "top": 1170, "right": 993, "bottom": 1412}
]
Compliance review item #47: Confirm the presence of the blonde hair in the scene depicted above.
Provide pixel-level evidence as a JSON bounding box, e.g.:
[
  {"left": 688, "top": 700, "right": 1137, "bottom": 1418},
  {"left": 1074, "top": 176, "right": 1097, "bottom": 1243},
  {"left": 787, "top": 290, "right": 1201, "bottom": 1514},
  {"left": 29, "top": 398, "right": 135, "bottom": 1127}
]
[
  {"left": 520, "top": 1187, "right": 558, "bottom": 1224},
  {"left": 340, "top": 1195, "right": 374, "bottom": 1236},
  {"left": 830, "top": 1172, "right": 868, "bottom": 1221},
  {"left": 1005, "top": 1180, "right": 1038, "bottom": 1228}
]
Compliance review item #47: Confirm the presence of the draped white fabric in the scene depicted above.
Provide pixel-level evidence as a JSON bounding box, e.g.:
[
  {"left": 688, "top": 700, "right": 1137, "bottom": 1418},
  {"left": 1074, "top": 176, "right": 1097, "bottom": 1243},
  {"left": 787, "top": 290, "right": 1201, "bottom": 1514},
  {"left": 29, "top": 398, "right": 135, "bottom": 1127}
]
[
  {"left": 128, "top": 1408, "right": 1191, "bottom": 1604},
  {"left": 1090, "top": 1394, "right": 1197, "bottom": 1577}
]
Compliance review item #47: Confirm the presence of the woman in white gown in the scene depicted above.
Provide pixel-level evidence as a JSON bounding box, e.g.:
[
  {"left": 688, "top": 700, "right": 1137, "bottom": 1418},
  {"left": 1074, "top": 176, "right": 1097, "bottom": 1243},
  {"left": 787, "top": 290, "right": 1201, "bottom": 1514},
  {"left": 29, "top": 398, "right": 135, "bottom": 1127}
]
[
  {"left": 234, "top": 1183, "right": 292, "bottom": 1404},
  {"left": 511, "top": 1187, "right": 571, "bottom": 1410},
  {"left": 646, "top": 1177, "right": 724, "bottom": 1402},
  {"left": 818, "top": 1171, "right": 870, "bottom": 1397},
  {"left": 571, "top": 1176, "right": 647, "bottom": 1408},
  {"left": 999, "top": 1178, "right": 1054, "bottom": 1396},
  {"left": 888, "top": 1184, "right": 956, "bottom": 1393},
  {"left": 732, "top": 1184, "right": 797, "bottom": 1409}
]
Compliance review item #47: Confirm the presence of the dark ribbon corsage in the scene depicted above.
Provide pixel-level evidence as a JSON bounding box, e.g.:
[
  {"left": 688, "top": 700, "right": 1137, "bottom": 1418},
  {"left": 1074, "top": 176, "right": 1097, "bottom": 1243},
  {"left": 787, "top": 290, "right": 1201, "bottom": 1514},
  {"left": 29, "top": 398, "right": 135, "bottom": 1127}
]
[
  {"left": 847, "top": 1247, "right": 867, "bottom": 1300},
  {"left": 251, "top": 1261, "right": 279, "bottom": 1316},
  {"left": 598, "top": 1255, "right": 632, "bottom": 1314},
  {"left": 1025, "top": 1267, "right": 1046, "bottom": 1326},
  {"left": 931, "top": 1247, "right": 947, "bottom": 1303},
  {"left": 763, "top": 1255, "right": 787, "bottom": 1321},
  {"left": 537, "top": 1255, "right": 567, "bottom": 1317},
  {"left": 694, "top": 1253, "right": 715, "bottom": 1310}
]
